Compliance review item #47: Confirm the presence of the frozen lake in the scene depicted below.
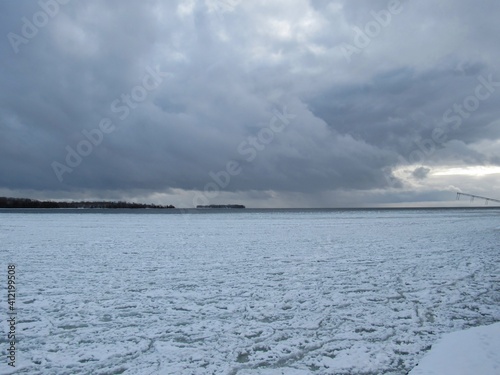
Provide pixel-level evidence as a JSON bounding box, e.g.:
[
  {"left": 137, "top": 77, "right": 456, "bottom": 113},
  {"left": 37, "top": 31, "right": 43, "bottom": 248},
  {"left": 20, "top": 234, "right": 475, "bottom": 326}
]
[{"left": 1, "top": 208, "right": 499, "bottom": 374}]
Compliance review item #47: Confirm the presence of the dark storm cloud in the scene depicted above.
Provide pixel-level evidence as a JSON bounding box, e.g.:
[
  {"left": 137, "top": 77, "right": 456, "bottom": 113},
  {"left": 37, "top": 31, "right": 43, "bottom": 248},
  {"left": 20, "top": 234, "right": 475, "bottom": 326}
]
[
  {"left": 1, "top": 0, "right": 499, "bottom": 206},
  {"left": 412, "top": 167, "right": 430, "bottom": 180}
]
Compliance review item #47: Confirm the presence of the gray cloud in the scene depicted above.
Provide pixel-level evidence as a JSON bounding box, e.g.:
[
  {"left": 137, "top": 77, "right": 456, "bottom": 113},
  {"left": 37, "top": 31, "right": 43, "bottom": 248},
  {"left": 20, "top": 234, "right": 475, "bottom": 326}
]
[
  {"left": 412, "top": 167, "right": 431, "bottom": 180},
  {"left": 1, "top": 0, "right": 499, "bottom": 207}
]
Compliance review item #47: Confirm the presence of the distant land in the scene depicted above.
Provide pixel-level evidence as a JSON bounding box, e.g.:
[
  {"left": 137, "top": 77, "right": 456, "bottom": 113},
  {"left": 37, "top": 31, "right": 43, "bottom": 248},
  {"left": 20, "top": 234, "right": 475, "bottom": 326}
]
[
  {"left": 0, "top": 197, "right": 175, "bottom": 209},
  {"left": 196, "top": 204, "right": 246, "bottom": 209}
]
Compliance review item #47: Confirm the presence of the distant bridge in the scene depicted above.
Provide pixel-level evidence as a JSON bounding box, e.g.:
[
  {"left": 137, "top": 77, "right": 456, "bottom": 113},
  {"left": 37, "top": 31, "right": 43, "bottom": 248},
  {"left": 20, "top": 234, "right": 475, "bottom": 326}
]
[{"left": 456, "top": 192, "right": 500, "bottom": 205}]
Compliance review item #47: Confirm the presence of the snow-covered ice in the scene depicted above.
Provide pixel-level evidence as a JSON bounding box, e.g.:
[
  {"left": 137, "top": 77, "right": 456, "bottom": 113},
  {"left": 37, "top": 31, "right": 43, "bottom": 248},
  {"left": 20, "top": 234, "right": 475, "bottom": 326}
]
[
  {"left": 1, "top": 208, "right": 499, "bottom": 374},
  {"left": 409, "top": 322, "right": 500, "bottom": 375}
]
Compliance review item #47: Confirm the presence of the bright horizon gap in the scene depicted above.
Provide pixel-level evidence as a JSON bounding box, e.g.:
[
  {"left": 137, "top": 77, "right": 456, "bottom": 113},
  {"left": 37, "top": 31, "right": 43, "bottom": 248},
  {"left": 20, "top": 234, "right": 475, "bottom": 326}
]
[{"left": 432, "top": 166, "right": 500, "bottom": 177}]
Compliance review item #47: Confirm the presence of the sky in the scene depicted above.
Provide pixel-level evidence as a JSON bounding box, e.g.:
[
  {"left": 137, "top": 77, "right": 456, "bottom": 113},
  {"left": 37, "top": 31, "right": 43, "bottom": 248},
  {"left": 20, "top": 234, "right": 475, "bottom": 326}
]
[{"left": 0, "top": 0, "right": 499, "bottom": 208}]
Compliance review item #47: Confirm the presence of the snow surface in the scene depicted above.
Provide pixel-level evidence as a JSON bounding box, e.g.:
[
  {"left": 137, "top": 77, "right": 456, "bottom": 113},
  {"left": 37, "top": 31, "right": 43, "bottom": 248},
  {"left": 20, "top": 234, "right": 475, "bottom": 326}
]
[
  {"left": 409, "top": 322, "right": 500, "bottom": 375},
  {"left": 1, "top": 208, "right": 499, "bottom": 374}
]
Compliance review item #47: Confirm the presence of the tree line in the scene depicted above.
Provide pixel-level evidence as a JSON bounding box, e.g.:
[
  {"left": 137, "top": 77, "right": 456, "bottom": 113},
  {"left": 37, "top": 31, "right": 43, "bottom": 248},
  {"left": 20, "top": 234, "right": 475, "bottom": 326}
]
[{"left": 0, "top": 197, "right": 175, "bottom": 209}]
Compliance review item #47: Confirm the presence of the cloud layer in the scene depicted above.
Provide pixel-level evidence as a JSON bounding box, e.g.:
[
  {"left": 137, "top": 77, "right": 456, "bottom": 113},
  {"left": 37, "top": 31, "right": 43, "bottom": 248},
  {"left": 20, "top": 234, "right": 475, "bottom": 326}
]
[{"left": 1, "top": 0, "right": 499, "bottom": 207}]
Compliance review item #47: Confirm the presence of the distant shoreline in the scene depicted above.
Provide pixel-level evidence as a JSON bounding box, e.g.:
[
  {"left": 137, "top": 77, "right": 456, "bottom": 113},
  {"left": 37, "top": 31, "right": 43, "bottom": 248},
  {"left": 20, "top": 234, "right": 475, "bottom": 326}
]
[
  {"left": 196, "top": 204, "right": 246, "bottom": 209},
  {"left": 1, "top": 206, "right": 499, "bottom": 213},
  {"left": 0, "top": 197, "right": 175, "bottom": 209},
  {"left": 1, "top": 197, "right": 499, "bottom": 211}
]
